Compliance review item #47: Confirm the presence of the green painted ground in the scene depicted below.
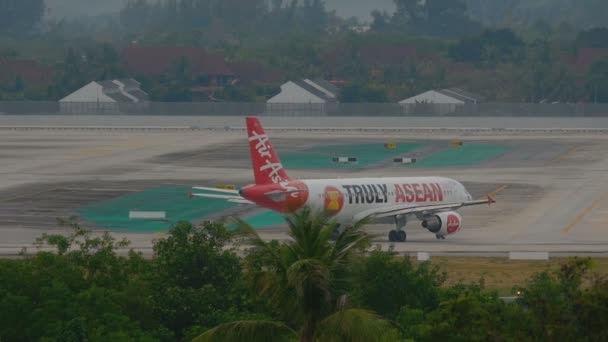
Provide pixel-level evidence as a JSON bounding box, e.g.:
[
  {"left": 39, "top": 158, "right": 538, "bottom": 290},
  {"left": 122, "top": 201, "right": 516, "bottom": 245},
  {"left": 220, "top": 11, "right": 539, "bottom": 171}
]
[
  {"left": 77, "top": 186, "right": 237, "bottom": 233},
  {"left": 408, "top": 143, "right": 510, "bottom": 168},
  {"left": 244, "top": 210, "right": 286, "bottom": 229},
  {"left": 280, "top": 142, "right": 425, "bottom": 168}
]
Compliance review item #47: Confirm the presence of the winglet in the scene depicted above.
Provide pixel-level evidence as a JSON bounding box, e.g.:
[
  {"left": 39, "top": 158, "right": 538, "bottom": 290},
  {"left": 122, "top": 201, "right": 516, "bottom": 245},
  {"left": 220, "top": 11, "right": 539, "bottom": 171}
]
[{"left": 487, "top": 195, "right": 496, "bottom": 205}]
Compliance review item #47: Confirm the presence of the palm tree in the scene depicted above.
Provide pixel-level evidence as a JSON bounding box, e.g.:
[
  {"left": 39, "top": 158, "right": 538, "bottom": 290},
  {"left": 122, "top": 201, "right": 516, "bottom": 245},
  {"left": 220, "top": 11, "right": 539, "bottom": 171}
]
[{"left": 193, "top": 206, "right": 393, "bottom": 342}]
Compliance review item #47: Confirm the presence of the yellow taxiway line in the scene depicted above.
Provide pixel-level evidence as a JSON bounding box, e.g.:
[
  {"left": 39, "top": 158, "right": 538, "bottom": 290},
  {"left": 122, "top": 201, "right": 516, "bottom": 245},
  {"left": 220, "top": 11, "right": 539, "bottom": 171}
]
[
  {"left": 1, "top": 188, "right": 58, "bottom": 203},
  {"left": 549, "top": 145, "right": 579, "bottom": 164},
  {"left": 480, "top": 184, "right": 509, "bottom": 200},
  {"left": 562, "top": 191, "right": 608, "bottom": 234}
]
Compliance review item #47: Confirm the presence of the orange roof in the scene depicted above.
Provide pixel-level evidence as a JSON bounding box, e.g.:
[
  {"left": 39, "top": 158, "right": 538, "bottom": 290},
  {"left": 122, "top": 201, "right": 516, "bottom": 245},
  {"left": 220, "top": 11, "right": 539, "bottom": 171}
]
[
  {"left": 360, "top": 45, "right": 418, "bottom": 65},
  {"left": 563, "top": 48, "right": 608, "bottom": 73},
  {"left": 227, "top": 61, "right": 284, "bottom": 84},
  {"left": 0, "top": 58, "right": 54, "bottom": 85},
  {"left": 122, "top": 46, "right": 234, "bottom": 76}
]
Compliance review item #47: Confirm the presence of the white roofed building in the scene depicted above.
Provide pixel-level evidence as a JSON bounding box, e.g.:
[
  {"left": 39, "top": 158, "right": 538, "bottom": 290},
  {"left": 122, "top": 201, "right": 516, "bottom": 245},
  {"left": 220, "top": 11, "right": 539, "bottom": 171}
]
[
  {"left": 266, "top": 79, "right": 339, "bottom": 116},
  {"left": 399, "top": 88, "right": 483, "bottom": 105},
  {"left": 59, "top": 78, "right": 149, "bottom": 113},
  {"left": 399, "top": 88, "right": 483, "bottom": 115},
  {"left": 268, "top": 79, "right": 338, "bottom": 104}
]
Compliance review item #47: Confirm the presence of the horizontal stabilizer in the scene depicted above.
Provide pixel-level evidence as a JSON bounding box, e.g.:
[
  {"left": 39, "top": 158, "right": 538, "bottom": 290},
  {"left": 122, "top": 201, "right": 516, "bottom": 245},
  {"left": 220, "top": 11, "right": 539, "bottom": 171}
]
[
  {"left": 190, "top": 192, "right": 254, "bottom": 205},
  {"left": 192, "top": 186, "right": 239, "bottom": 194},
  {"left": 228, "top": 198, "right": 255, "bottom": 204}
]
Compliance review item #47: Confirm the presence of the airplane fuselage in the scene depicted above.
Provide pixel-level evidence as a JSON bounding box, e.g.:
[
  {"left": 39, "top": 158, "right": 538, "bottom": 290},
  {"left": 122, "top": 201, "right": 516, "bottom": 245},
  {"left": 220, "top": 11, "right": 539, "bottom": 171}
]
[{"left": 240, "top": 176, "right": 472, "bottom": 224}]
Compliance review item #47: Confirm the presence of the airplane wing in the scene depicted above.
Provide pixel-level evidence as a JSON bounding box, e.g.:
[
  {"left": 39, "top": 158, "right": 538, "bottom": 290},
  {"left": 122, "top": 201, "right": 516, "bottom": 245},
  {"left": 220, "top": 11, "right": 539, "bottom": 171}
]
[
  {"left": 189, "top": 192, "right": 256, "bottom": 205},
  {"left": 353, "top": 196, "right": 496, "bottom": 221}
]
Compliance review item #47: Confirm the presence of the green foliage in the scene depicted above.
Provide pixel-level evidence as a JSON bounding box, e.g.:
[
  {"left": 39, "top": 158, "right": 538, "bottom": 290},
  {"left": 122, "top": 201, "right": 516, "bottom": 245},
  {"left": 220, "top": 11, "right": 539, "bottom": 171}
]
[
  {"left": 120, "top": 0, "right": 332, "bottom": 37},
  {"left": 238, "top": 207, "right": 373, "bottom": 322},
  {"left": 339, "top": 83, "right": 389, "bottom": 102},
  {"left": 353, "top": 249, "right": 446, "bottom": 319},
  {"left": 577, "top": 27, "right": 608, "bottom": 48},
  {"left": 0, "top": 219, "right": 164, "bottom": 341},
  {"left": 192, "top": 320, "right": 296, "bottom": 342},
  {"left": 215, "top": 84, "right": 257, "bottom": 102},
  {"left": 196, "top": 207, "right": 388, "bottom": 342},
  {"left": 151, "top": 221, "right": 249, "bottom": 339},
  {"left": 2, "top": 214, "right": 608, "bottom": 342},
  {"left": 587, "top": 58, "right": 608, "bottom": 102},
  {"left": 48, "top": 44, "right": 127, "bottom": 100},
  {"left": 515, "top": 257, "right": 608, "bottom": 341},
  {"left": 449, "top": 28, "right": 524, "bottom": 64},
  {"left": 416, "top": 283, "right": 522, "bottom": 342},
  {"left": 2, "top": 2, "right": 608, "bottom": 103},
  {"left": 314, "top": 308, "right": 399, "bottom": 342},
  {"left": 501, "top": 259, "right": 603, "bottom": 340},
  {"left": 378, "top": 0, "right": 482, "bottom": 38}
]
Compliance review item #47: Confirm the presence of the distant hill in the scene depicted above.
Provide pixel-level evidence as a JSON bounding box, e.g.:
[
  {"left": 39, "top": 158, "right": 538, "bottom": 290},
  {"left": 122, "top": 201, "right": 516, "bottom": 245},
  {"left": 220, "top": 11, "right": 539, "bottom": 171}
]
[
  {"left": 44, "top": 0, "right": 395, "bottom": 22},
  {"left": 45, "top": 0, "right": 128, "bottom": 19},
  {"left": 325, "top": 0, "right": 395, "bottom": 22},
  {"left": 43, "top": 0, "right": 607, "bottom": 28}
]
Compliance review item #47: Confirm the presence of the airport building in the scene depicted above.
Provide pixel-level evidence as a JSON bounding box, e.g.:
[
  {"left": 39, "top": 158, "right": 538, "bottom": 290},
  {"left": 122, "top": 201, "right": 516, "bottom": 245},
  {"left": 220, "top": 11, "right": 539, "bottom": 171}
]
[
  {"left": 399, "top": 88, "right": 484, "bottom": 115},
  {"left": 267, "top": 79, "right": 339, "bottom": 104},
  {"left": 58, "top": 78, "right": 149, "bottom": 114}
]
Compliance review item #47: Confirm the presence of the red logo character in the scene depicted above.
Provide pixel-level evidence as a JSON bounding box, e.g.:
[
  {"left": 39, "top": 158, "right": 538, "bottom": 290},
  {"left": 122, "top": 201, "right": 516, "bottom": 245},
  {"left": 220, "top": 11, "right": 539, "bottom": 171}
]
[
  {"left": 447, "top": 214, "right": 461, "bottom": 234},
  {"left": 324, "top": 186, "right": 344, "bottom": 216}
]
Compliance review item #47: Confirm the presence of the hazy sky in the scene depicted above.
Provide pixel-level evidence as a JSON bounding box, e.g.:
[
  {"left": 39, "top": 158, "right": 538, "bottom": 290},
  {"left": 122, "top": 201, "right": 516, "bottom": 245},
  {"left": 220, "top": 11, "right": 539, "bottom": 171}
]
[
  {"left": 325, "top": 0, "right": 395, "bottom": 22},
  {"left": 45, "top": 0, "right": 128, "bottom": 19},
  {"left": 45, "top": 0, "right": 396, "bottom": 22}
]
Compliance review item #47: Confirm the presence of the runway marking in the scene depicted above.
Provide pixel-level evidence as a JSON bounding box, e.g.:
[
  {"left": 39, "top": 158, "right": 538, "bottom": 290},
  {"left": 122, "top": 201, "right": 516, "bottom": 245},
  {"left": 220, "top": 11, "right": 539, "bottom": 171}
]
[
  {"left": 480, "top": 185, "right": 508, "bottom": 200},
  {"left": 562, "top": 191, "right": 608, "bottom": 234},
  {"left": 549, "top": 145, "right": 579, "bottom": 164},
  {"left": 1, "top": 188, "right": 58, "bottom": 203},
  {"left": 66, "top": 136, "right": 161, "bottom": 159}
]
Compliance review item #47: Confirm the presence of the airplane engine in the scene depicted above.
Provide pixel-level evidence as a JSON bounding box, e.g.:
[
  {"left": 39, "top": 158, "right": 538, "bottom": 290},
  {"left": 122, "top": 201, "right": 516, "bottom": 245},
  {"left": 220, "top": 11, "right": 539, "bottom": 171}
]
[{"left": 421, "top": 211, "right": 462, "bottom": 236}]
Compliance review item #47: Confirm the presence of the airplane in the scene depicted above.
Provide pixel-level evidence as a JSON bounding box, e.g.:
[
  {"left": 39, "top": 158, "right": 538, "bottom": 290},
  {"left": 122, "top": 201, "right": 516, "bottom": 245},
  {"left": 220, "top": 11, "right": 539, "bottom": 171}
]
[{"left": 190, "top": 116, "right": 495, "bottom": 242}]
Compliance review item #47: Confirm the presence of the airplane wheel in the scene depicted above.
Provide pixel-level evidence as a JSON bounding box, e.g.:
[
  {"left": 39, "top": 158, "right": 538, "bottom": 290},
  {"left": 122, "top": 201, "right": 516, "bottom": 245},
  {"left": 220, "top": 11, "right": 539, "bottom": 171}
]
[
  {"left": 388, "top": 230, "right": 398, "bottom": 242},
  {"left": 436, "top": 234, "right": 445, "bottom": 240},
  {"left": 398, "top": 230, "right": 406, "bottom": 242}
]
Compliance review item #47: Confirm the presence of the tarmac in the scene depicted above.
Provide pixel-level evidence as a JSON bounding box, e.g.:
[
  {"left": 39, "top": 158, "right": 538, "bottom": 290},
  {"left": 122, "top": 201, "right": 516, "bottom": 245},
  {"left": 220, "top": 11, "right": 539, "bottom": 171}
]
[{"left": 1, "top": 116, "right": 608, "bottom": 257}]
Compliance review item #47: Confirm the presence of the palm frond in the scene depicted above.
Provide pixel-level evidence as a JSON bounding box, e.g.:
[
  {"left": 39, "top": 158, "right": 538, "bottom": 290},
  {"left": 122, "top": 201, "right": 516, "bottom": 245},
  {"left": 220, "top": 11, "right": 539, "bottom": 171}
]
[
  {"left": 287, "top": 259, "right": 333, "bottom": 307},
  {"left": 285, "top": 207, "right": 337, "bottom": 261},
  {"left": 332, "top": 218, "right": 375, "bottom": 261},
  {"left": 192, "top": 320, "right": 296, "bottom": 342},
  {"left": 232, "top": 217, "right": 288, "bottom": 273},
  {"left": 315, "top": 308, "right": 393, "bottom": 342}
]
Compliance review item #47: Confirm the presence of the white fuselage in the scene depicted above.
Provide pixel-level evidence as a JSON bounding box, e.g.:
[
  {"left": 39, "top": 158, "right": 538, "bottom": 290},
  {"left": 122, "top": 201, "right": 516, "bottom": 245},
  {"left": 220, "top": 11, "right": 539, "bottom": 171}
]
[{"left": 298, "top": 176, "right": 472, "bottom": 224}]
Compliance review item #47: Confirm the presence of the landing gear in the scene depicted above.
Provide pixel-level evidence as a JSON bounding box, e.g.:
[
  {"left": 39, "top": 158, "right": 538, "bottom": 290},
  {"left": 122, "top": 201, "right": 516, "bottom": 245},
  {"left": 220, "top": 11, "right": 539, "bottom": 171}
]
[
  {"left": 435, "top": 234, "right": 445, "bottom": 240},
  {"left": 388, "top": 215, "right": 407, "bottom": 242},
  {"left": 388, "top": 230, "right": 406, "bottom": 242},
  {"left": 330, "top": 224, "right": 342, "bottom": 241}
]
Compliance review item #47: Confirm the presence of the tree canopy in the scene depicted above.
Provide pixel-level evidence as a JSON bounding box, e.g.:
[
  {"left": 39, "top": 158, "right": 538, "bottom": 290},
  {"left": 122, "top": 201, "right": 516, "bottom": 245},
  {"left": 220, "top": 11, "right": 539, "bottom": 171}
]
[{"left": 1, "top": 214, "right": 608, "bottom": 341}]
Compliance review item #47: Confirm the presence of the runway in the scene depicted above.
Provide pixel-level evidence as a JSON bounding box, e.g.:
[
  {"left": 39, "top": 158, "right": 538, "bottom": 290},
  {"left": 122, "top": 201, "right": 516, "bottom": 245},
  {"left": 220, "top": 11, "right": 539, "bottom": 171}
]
[
  {"left": 1, "top": 119, "right": 608, "bottom": 257},
  {"left": 4, "top": 114, "right": 608, "bottom": 130}
]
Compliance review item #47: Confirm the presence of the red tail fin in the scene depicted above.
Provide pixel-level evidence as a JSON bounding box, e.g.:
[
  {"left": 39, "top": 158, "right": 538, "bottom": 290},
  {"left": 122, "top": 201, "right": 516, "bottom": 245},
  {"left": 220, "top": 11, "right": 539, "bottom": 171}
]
[{"left": 246, "top": 117, "right": 291, "bottom": 185}]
